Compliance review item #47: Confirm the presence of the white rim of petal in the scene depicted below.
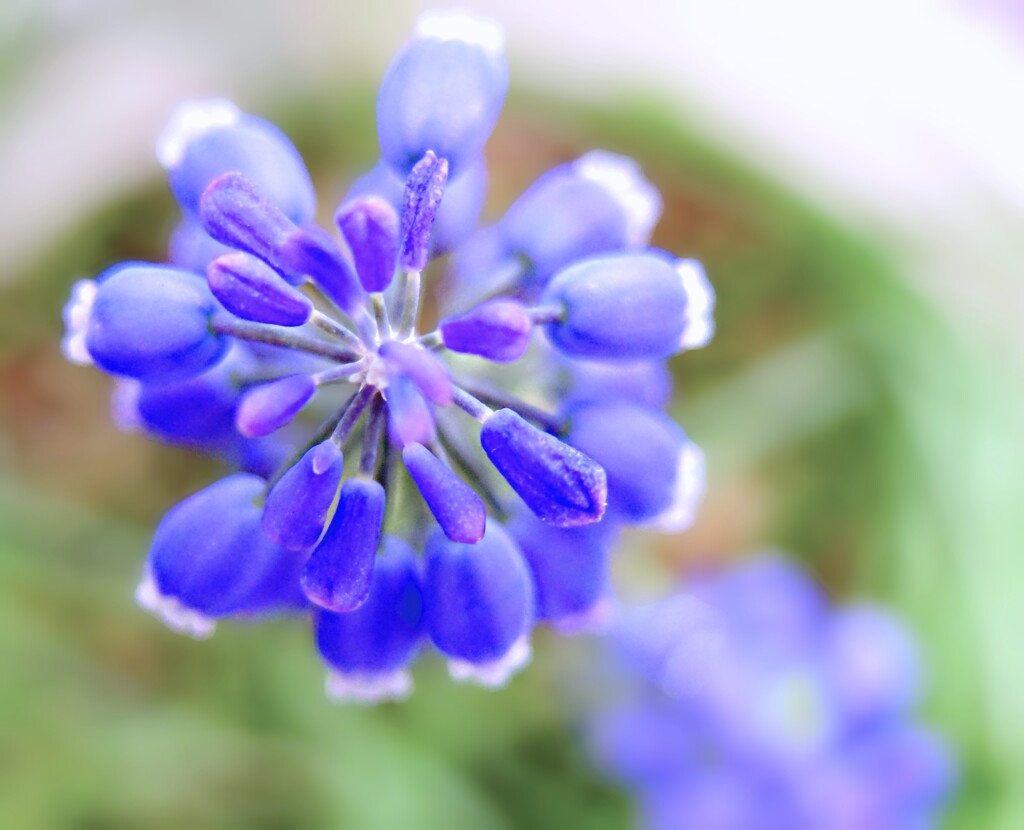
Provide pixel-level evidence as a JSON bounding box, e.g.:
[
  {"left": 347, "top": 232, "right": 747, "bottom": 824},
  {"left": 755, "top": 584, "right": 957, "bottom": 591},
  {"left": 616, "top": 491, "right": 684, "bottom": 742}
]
[
  {"left": 676, "top": 258, "right": 716, "bottom": 350},
  {"left": 414, "top": 10, "right": 505, "bottom": 57},
  {"left": 549, "top": 595, "right": 614, "bottom": 635},
  {"left": 645, "top": 442, "right": 706, "bottom": 533},
  {"left": 60, "top": 279, "right": 98, "bottom": 366},
  {"left": 324, "top": 667, "right": 414, "bottom": 704},
  {"left": 110, "top": 380, "right": 145, "bottom": 434},
  {"left": 135, "top": 570, "right": 216, "bottom": 639},
  {"left": 447, "top": 635, "right": 531, "bottom": 688},
  {"left": 574, "top": 151, "right": 662, "bottom": 246},
  {"left": 156, "top": 98, "right": 241, "bottom": 169}
]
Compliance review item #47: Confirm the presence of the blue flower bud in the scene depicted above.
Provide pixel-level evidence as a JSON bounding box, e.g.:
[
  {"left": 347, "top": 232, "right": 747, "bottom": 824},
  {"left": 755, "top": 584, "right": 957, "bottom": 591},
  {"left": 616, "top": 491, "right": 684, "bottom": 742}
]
[
  {"left": 168, "top": 218, "right": 235, "bottom": 274},
  {"left": 480, "top": 408, "right": 606, "bottom": 527},
  {"left": 386, "top": 374, "right": 436, "bottom": 447},
  {"left": 84, "top": 262, "right": 226, "bottom": 383},
  {"left": 403, "top": 443, "right": 486, "bottom": 543},
  {"left": 824, "top": 607, "right": 921, "bottom": 726},
  {"left": 424, "top": 522, "right": 534, "bottom": 686},
  {"left": 335, "top": 197, "right": 399, "bottom": 292},
  {"left": 208, "top": 252, "right": 313, "bottom": 326},
  {"left": 138, "top": 474, "right": 300, "bottom": 636},
  {"left": 499, "top": 152, "right": 660, "bottom": 285},
  {"left": 398, "top": 151, "right": 448, "bottom": 271},
  {"left": 315, "top": 536, "right": 425, "bottom": 703},
  {"left": 158, "top": 99, "right": 315, "bottom": 224},
  {"left": 566, "top": 403, "right": 704, "bottom": 528},
  {"left": 235, "top": 373, "right": 316, "bottom": 438},
  {"left": 442, "top": 225, "right": 519, "bottom": 313},
  {"left": 565, "top": 357, "right": 672, "bottom": 409},
  {"left": 377, "top": 11, "right": 508, "bottom": 175},
  {"left": 507, "top": 508, "right": 617, "bottom": 631},
  {"left": 261, "top": 440, "right": 345, "bottom": 551},
  {"left": 542, "top": 252, "right": 714, "bottom": 360},
  {"left": 301, "top": 478, "right": 385, "bottom": 612},
  {"left": 440, "top": 299, "right": 532, "bottom": 363},
  {"left": 199, "top": 172, "right": 296, "bottom": 271},
  {"left": 379, "top": 340, "right": 452, "bottom": 405}
]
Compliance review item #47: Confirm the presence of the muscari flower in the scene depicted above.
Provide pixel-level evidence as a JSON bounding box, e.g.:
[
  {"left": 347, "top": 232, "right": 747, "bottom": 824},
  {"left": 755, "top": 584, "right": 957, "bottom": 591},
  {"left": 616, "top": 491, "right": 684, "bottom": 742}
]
[
  {"left": 590, "top": 558, "right": 956, "bottom": 829},
  {"left": 61, "top": 10, "right": 714, "bottom": 702}
]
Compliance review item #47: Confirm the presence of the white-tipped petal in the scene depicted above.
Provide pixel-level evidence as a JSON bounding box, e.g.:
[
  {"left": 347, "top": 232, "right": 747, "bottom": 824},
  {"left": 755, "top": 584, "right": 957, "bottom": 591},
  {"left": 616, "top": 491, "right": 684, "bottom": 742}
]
[
  {"left": 157, "top": 99, "right": 241, "bottom": 169},
  {"left": 135, "top": 571, "right": 216, "bottom": 639},
  {"left": 676, "top": 258, "right": 716, "bottom": 350},
  {"left": 447, "top": 635, "right": 532, "bottom": 688},
  {"left": 575, "top": 151, "right": 662, "bottom": 246},
  {"left": 60, "top": 279, "right": 97, "bottom": 365},
  {"left": 414, "top": 10, "right": 504, "bottom": 56},
  {"left": 550, "top": 595, "right": 614, "bottom": 635},
  {"left": 324, "top": 668, "right": 414, "bottom": 705},
  {"left": 645, "top": 442, "right": 706, "bottom": 533},
  {"left": 110, "top": 380, "right": 145, "bottom": 434}
]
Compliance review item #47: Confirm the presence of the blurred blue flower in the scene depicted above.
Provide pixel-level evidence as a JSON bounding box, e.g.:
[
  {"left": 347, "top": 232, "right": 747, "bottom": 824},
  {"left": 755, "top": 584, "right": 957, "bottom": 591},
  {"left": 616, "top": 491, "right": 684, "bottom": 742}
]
[
  {"left": 61, "top": 10, "right": 713, "bottom": 702},
  {"left": 591, "top": 558, "right": 956, "bottom": 829}
]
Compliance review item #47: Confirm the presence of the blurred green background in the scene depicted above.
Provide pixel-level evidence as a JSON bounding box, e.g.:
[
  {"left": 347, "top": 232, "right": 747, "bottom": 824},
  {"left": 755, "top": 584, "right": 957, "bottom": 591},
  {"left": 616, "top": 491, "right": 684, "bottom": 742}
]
[{"left": 2, "top": 2, "right": 1023, "bottom": 828}]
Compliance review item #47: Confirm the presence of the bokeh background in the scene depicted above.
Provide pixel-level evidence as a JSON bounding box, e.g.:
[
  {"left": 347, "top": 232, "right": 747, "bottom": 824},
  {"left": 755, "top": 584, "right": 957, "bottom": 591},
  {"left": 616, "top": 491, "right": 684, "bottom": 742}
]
[{"left": 2, "top": 0, "right": 1022, "bottom": 827}]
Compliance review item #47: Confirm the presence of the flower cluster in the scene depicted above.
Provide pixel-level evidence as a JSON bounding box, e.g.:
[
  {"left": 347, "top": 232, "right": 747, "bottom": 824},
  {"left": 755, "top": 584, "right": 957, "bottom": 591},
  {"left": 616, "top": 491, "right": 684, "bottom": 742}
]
[
  {"left": 590, "top": 558, "right": 955, "bottom": 829},
  {"left": 62, "top": 11, "right": 713, "bottom": 702}
]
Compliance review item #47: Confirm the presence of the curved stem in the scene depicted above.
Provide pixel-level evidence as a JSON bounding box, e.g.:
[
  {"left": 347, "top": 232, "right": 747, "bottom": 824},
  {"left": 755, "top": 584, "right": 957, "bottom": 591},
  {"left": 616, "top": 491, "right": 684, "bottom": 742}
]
[{"left": 212, "top": 316, "right": 360, "bottom": 362}]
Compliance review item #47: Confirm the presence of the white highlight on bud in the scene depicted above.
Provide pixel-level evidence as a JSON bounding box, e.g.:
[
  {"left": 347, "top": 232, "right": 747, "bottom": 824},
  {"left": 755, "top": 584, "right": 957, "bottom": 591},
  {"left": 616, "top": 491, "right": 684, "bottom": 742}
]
[
  {"left": 676, "top": 258, "right": 716, "bottom": 350},
  {"left": 447, "top": 635, "right": 531, "bottom": 688},
  {"left": 135, "top": 570, "right": 216, "bottom": 639},
  {"left": 61, "top": 279, "right": 98, "bottom": 366},
  {"left": 575, "top": 151, "right": 663, "bottom": 246},
  {"left": 110, "top": 380, "right": 145, "bottom": 434},
  {"left": 414, "top": 10, "right": 505, "bottom": 58},
  {"left": 646, "top": 441, "right": 706, "bottom": 533},
  {"left": 324, "top": 668, "right": 414, "bottom": 704},
  {"left": 157, "top": 98, "right": 241, "bottom": 169}
]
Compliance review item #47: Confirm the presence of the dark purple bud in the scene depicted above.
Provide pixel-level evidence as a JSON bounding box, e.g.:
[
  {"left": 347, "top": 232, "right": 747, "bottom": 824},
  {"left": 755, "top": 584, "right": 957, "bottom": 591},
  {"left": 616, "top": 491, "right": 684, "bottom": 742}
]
[
  {"left": 315, "top": 537, "right": 425, "bottom": 702},
  {"left": 480, "top": 408, "right": 607, "bottom": 527},
  {"left": 386, "top": 374, "right": 436, "bottom": 447},
  {"left": 276, "top": 225, "right": 363, "bottom": 315},
  {"left": 379, "top": 339, "right": 452, "bottom": 404},
  {"left": 424, "top": 522, "right": 534, "bottom": 672},
  {"left": 235, "top": 373, "right": 316, "bottom": 437},
  {"left": 261, "top": 440, "right": 344, "bottom": 551},
  {"left": 439, "top": 299, "right": 532, "bottom": 363},
  {"left": 399, "top": 150, "right": 449, "bottom": 271},
  {"left": 208, "top": 252, "right": 313, "bottom": 326},
  {"left": 301, "top": 478, "right": 386, "bottom": 612},
  {"left": 199, "top": 172, "right": 296, "bottom": 271},
  {"left": 336, "top": 197, "right": 399, "bottom": 292},
  {"left": 403, "top": 443, "right": 486, "bottom": 543}
]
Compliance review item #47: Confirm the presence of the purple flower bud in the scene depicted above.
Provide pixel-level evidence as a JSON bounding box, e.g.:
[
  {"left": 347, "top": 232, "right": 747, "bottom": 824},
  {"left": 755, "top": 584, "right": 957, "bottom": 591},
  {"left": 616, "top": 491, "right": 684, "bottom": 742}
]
[
  {"left": 315, "top": 537, "right": 425, "bottom": 703},
  {"left": 398, "top": 151, "right": 449, "bottom": 271},
  {"left": 507, "top": 508, "right": 618, "bottom": 631},
  {"left": 542, "top": 252, "right": 713, "bottom": 360},
  {"left": 139, "top": 474, "right": 300, "bottom": 636},
  {"left": 424, "top": 522, "right": 534, "bottom": 686},
  {"left": 566, "top": 402, "right": 703, "bottom": 528},
  {"left": 301, "top": 478, "right": 386, "bottom": 612},
  {"left": 335, "top": 197, "right": 399, "bottom": 293},
  {"left": 403, "top": 443, "right": 486, "bottom": 543},
  {"left": 385, "top": 374, "right": 436, "bottom": 447},
  {"left": 440, "top": 299, "right": 532, "bottom": 363},
  {"left": 481, "top": 408, "right": 606, "bottom": 527},
  {"left": 565, "top": 357, "right": 672, "bottom": 409},
  {"left": 199, "top": 172, "right": 296, "bottom": 272},
  {"left": 379, "top": 339, "right": 452, "bottom": 404},
  {"left": 276, "top": 225, "right": 363, "bottom": 314},
  {"left": 169, "top": 218, "right": 234, "bottom": 274},
  {"left": 377, "top": 11, "right": 508, "bottom": 175},
  {"left": 235, "top": 374, "right": 316, "bottom": 438},
  {"left": 84, "top": 262, "right": 226, "bottom": 383},
  {"left": 158, "top": 99, "right": 316, "bottom": 224},
  {"left": 208, "top": 252, "right": 313, "bottom": 326},
  {"left": 261, "top": 440, "right": 345, "bottom": 551}
]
